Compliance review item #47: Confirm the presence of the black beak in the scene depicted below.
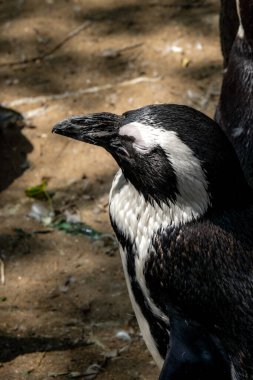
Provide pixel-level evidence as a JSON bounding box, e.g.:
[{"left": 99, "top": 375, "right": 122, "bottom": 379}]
[{"left": 52, "top": 112, "right": 122, "bottom": 147}]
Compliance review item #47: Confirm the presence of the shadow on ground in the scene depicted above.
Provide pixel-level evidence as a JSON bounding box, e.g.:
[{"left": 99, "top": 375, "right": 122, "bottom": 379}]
[
  {"left": 0, "top": 106, "right": 33, "bottom": 192},
  {"left": 0, "top": 334, "right": 89, "bottom": 363}
]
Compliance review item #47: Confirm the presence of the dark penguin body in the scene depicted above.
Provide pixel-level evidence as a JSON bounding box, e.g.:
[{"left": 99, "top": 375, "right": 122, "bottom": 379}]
[
  {"left": 53, "top": 104, "right": 253, "bottom": 379},
  {"left": 219, "top": 0, "right": 239, "bottom": 68},
  {"left": 216, "top": 0, "right": 253, "bottom": 188}
]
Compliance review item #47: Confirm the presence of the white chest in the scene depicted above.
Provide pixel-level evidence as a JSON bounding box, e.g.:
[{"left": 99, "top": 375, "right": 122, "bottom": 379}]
[
  {"left": 109, "top": 171, "right": 171, "bottom": 367},
  {"left": 109, "top": 170, "right": 209, "bottom": 368}
]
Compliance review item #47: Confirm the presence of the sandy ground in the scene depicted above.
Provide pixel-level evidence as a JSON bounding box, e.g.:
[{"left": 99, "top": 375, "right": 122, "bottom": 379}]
[{"left": 0, "top": 0, "right": 222, "bottom": 379}]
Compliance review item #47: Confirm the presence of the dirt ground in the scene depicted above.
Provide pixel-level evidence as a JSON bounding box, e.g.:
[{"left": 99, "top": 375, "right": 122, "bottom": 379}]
[{"left": 0, "top": 0, "right": 223, "bottom": 379}]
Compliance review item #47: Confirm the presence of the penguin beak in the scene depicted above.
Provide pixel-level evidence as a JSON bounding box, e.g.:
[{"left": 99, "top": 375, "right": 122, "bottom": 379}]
[{"left": 52, "top": 112, "right": 122, "bottom": 148}]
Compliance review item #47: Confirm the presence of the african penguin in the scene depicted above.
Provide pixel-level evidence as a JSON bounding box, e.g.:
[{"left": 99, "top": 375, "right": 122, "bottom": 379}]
[
  {"left": 219, "top": 0, "right": 239, "bottom": 68},
  {"left": 216, "top": 0, "right": 253, "bottom": 189},
  {"left": 53, "top": 104, "right": 253, "bottom": 380}
]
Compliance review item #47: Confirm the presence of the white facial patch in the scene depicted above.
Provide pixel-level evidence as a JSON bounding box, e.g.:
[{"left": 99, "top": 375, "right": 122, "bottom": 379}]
[
  {"left": 119, "top": 122, "right": 160, "bottom": 152},
  {"left": 119, "top": 121, "right": 210, "bottom": 215},
  {"left": 236, "top": 0, "right": 245, "bottom": 38}
]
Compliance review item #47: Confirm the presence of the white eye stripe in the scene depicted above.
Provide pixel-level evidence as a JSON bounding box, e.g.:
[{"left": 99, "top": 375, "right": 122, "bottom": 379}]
[
  {"left": 133, "top": 142, "right": 150, "bottom": 152},
  {"left": 119, "top": 121, "right": 210, "bottom": 213},
  {"left": 119, "top": 122, "right": 159, "bottom": 151}
]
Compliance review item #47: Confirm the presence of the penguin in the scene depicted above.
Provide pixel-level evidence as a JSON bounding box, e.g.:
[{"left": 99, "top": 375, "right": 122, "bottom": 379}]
[
  {"left": 216, "top": 0, "right": 253, "bottom": 188},
  {"left": 53, "top": 104, "right": 253, "bottom": 379},
  {"left": 219, "top": 0, "right": 239, "bottom": 69}
]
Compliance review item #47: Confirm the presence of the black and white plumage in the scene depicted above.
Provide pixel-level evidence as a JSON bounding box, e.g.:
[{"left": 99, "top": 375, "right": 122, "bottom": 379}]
[
  {"left": 53, "top": 104, "right": 253, "bottom": 380},
  {"left": 216, "top": 0, "right": 253, "bottom": 188}
]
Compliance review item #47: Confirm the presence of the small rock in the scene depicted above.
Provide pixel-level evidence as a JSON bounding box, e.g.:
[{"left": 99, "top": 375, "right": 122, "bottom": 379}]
[
  {"left": 116, "top": 330, "right": 131, "bottom": 342},
  {"left": 68, "top": 371, "right": 82, "bottom": 378},
  {"left": 83, "top": 364, "right": 101, "bottom": 380},
  {"left": 64, "top": 209, "right": 81, "bottom": 224},
  {"left": 28, "top": 202, "right": 53, "bottom": 225},
  {"left": 99, "top": 48, "right": 119, "bottom": 58},
  {"left": 195, "top": 42, "right": 203, "bottom": 50}
]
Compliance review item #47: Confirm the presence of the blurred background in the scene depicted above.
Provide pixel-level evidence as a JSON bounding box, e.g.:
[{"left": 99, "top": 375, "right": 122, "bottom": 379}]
[{"left": 0, "top": 0, "right": 221, "bottom": 379}]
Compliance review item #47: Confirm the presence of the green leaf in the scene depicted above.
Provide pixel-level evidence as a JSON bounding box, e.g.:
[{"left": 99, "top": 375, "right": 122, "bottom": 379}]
[{"left": 25, "top": 179, "right": 48, "bottom": 200}]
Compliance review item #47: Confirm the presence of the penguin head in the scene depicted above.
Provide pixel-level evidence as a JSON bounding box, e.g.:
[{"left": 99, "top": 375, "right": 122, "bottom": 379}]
[{"left": 53, "top": 104, "right": 250, "bottom": 211}]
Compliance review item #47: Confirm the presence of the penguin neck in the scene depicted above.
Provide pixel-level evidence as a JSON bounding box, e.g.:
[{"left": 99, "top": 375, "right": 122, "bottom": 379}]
[{"left": 109, "top": 170, "right": 209, "bottom": 250}]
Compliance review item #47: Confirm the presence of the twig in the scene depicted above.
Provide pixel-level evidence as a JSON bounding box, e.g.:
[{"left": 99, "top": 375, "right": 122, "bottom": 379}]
[
  {"left": 119, "top": 42, "right": 143, "bottom": 53},
  {"left": 0, "top": 21, "right": 91, "bottom": 68},
  {"left": 99, "top": 43, "right": 143, "bottom": 58},
  {"left": 36, "top": 351, "right": 47, "bottom": 369},
  {"left": 0, "top": 259, "right": 5, "bottom": 285},
  {"left": 4, "top": 76, "right": 160, "bottom": 107},
  {"left": 23, "top": 105, "right": 59, "bottom": 119}
]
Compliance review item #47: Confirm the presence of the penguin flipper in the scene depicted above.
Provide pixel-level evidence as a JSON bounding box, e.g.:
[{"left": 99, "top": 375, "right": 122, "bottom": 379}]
[{"left": 158, "top": 310, "right": 231, "bottom": 380}]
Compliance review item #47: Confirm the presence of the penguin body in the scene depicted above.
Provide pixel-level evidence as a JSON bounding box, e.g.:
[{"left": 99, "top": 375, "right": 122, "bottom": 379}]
[
  {"left": 216, "top": 0, "right": 253, "bottom": 188},
  {"left": 53, "top": 104, "right": 253, "bottom": 379},
  {"left": 219, "top": 0, "right": 239, "bottom": 68}
]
